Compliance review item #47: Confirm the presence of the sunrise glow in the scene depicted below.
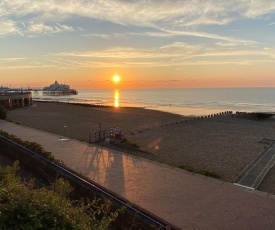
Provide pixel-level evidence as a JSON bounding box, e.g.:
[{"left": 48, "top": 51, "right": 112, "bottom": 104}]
[{"left": 113, "top": 75, "right": 121, "bottom": 83}]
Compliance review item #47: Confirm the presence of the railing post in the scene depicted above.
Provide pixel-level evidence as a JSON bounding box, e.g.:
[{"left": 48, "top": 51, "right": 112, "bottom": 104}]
[{"left": 103, "top": 130, "right": 105, "bottom": 140}]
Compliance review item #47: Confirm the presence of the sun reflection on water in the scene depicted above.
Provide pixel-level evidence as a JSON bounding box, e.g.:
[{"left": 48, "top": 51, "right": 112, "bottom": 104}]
[{"left": 114, "top": 90, "right": 119, "bottom": 107}]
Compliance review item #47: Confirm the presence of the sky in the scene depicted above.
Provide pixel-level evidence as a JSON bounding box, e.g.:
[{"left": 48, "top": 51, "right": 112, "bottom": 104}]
[{"left": 1, "top": 0, "right": 275, "bottom": 89}]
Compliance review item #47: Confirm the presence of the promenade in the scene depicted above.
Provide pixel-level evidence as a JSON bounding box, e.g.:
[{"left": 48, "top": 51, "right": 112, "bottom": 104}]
[{"left": 1, "top": 120, "right": 275, "bottom": 229}]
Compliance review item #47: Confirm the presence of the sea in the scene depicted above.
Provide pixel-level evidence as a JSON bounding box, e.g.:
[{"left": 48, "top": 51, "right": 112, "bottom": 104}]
[{"left": 32, "top": 88, "right": 275, "bottom": 116}]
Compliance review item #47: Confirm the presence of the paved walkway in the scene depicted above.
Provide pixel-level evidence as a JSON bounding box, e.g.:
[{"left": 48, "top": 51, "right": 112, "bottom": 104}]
[{"left": 1, "top": 120, "right": 275, "bottom": 230}]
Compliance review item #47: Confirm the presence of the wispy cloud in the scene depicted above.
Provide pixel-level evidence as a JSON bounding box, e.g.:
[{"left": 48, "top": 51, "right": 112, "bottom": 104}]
[
  {"left": 159, "top": 28, "right": 259, "bottom": 46},
  {"left": 0, "top": 20, "right": 19, "bottom": 35},
  {"left": 244, "top": 0, "right": 275, "bottom": 18},
  {"left": 53, "top": 42, "right": 203, "bottom": 60},
  {"left": 48, "top": 42, "right": 275, "bottom": 69},
  {"left": 82, "top": 33, "right": 126, "bottom": 39},
  {"left": 1, "top": 0, "right": 275, "bottom": 37},
  {"left": 0, "top": 57, "right": 26, "bottom": 62},
  {"left": 28, "top": 22, "right": 74, "bottom": 34},
  {"left": 0, "top": 64, "right": 55, "bottom": 70}
]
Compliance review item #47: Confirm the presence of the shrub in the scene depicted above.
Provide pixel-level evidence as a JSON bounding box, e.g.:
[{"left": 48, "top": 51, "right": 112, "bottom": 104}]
[
  {"left": 0, "top": 161, "right": 120, "bottom": 230},
  {"left": 0, "top": 130, "right": 57, "bottom": 162},
  {"left": 179, "top": 165, "right": 221, "bottom": 179},
  {"left": 0, "top": 105, "right": 7, "bottom": 120},
  {"left": 120, "top": 138, "right": 139, "bottom": 149}
]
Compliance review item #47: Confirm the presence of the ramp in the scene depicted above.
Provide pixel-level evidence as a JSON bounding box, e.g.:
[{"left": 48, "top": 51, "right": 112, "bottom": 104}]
[{"left": 234, "top": 139, "right": 275, "bottom": 189}]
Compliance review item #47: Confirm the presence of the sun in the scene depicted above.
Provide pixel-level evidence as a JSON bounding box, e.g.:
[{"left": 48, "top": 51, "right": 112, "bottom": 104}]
[{"left": 113, "top": 75, "right": 121, "bottom": 83}]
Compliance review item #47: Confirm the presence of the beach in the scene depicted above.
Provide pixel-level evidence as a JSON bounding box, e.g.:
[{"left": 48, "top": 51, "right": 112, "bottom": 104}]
[{"left": 6, "top": 101, "right": 275, "bottom": 193}]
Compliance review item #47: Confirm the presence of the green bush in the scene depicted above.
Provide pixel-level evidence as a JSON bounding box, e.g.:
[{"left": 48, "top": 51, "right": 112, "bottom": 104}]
[
  {"left": 120, "top": 138, "right": 139, "bottom": 149},
  {"left": 0, "top": 130, "right": 57, "bottom": 162},
  {"left": 179, "top": 165, "right": 221, "bottom": 179},
  {"left": 0, "top": 161, "right": 120, "bottom": 230},
  {"left": 0, "top": 106, "right": 7, "bottom": 120}
]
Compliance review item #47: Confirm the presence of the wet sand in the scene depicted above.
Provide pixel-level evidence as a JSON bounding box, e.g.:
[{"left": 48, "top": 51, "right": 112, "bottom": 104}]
[{"left": 6, "top": 101, "right": 275, "bottom": 192}]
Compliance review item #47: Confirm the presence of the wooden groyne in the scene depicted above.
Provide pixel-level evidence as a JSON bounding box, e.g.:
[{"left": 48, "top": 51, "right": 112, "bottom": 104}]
[{"left": 128, "top": 111, "right": 234, "bottom": 136}]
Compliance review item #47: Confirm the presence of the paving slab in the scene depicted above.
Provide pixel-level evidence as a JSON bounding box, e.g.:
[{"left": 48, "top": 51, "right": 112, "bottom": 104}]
[{"left": 1, "top": 120, "right": 275, "bottom": 230}]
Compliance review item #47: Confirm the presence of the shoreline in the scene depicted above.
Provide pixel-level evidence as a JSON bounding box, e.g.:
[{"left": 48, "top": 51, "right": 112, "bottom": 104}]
[
  {"left": 6, "top": 101, "right": 275, "bottom": 194},
  {"left": 32, "top": 99, "right": 233, "bottom": 117},
  {"left": 33, "top": 99, "right": 146, "bottom": 109},
  {"left": 32, "top": 87, "right": 275, "bottom": 116}
]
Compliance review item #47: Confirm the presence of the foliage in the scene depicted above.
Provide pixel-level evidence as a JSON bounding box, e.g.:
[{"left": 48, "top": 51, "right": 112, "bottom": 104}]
[
  {"left": 0, "top": 129, "right": 57, "bottom": 162},
  {"left": 178, "top": 165, "right": 221, "bottom": 179},
  {"left": 0, "top": 105, "right": 7, "bottom": 120},
  {"left": 0, "top": 161, "right": 120, "bottom": 230},
  {"left": 120, "top": 138, "right": 139, "bottom": 149}
]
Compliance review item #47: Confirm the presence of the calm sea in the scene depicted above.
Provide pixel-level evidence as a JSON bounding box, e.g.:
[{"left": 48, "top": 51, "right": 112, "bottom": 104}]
[{"left": 32, "top": 88, "right": 275, "bottom": 116}]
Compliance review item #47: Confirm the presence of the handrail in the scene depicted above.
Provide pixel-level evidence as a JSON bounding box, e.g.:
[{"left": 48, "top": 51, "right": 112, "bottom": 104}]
[{"left": 0, "top": 134, "right": 173, "bottom": 229}]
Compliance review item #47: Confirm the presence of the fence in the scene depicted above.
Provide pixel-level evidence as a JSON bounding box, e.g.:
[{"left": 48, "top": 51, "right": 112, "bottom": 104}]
[{"left": 89, "top": 130, "right": 106, "bottom": 143}]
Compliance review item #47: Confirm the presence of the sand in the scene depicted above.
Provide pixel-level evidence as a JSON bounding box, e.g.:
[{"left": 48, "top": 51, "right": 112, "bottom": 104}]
[{"left": 6, "top": 101, "right": 275, "bottom": 192}]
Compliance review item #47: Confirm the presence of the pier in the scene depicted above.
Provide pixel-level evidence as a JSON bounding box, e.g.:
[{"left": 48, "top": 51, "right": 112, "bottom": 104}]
[
  {"left": 42, "top": 89, "right": 77, "bottom": 96},
  {"left": 0, "top": 90, "right": 33, "bottom": 108}
]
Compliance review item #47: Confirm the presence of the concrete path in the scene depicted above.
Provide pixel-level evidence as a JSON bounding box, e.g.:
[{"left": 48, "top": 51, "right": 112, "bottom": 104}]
[
  {"left": 234, "top": 141, "right": 275, "bottom": 189},
  {"left": 1, "top": 120, "right": 275, "bottom": 230}
]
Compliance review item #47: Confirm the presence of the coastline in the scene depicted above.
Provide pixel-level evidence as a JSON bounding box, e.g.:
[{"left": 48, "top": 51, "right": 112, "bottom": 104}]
[
  {"left": 32, "top": 87, "right": 275, "bottom": 117},
  {"left": 6, "top": 101, "right": 275, "bottom": 194},
  {"left": 32, "top": 99, "right": 232, "bottom": 117}
]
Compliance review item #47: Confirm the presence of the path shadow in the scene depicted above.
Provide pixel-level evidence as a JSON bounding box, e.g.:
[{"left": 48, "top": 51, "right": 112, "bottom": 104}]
[{"left": 75, "top": 145, "right": 144, "bottom": 197}]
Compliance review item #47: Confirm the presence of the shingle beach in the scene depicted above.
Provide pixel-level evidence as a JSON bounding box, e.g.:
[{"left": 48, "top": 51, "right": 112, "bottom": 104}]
[{"left": 6, "top": 101, "right": 275, "bottom": 194}]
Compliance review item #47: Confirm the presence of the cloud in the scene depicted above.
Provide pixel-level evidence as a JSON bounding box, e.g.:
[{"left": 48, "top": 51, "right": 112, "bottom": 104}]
[
  {"left": 53, "top": 42, "right": 202, "bottom": 60},
  {"left": 156, "top": 80, "right": 183, "bottom": 82},
  {"left": 0, "top": 56, "right": 58, "bottom": 70},
  {"left": 0, "top": 0, "right": 274, "bottom": 59},
  {"left": 2, "top": 0, "right": 275, "bottom": 33},
  {"left": 0, "top": 20, "right": 76, "bottom": 36},
  {"left": 48, "top": 41, "right": 275, "bottom": 69},
  {"left": 28, "top": 22, "right": 74, "bottom": 34},
  {"left": 0, "top": 64, "right": 55, "bottom": 70},
  {"left": 0, "top": 20, "right": 19, "bottom": 35},
  {"left": 244, "top": 0, "right": 275, "bottom": 18},
  {"left": 82, "top": 33, "right": 126, "bottom": 39},
  {"left": 0, "top": 57, "right": 26, "bottom": 62}
]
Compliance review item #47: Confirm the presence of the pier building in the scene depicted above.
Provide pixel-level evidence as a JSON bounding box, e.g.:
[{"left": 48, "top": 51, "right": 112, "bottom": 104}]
[
  {"left": 42, "top": 81, "right": 78, "bottom": 96},
  {"left": 0, "top": 87, "right": 32, "bottom": 108}
]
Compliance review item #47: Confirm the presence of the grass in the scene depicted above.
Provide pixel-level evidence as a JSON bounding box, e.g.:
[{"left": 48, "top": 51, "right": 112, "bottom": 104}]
[
  {"left": 120, "top": 138, "right": 139, "bottom": 149},
  {"left": 179, "top": 165, "right": 221, "bottom": 179}
]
